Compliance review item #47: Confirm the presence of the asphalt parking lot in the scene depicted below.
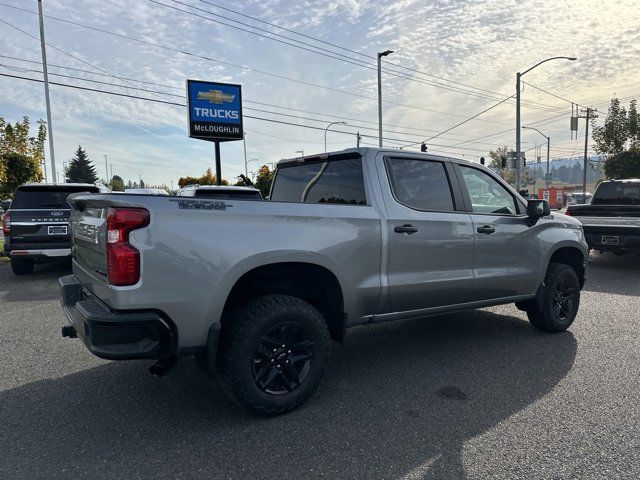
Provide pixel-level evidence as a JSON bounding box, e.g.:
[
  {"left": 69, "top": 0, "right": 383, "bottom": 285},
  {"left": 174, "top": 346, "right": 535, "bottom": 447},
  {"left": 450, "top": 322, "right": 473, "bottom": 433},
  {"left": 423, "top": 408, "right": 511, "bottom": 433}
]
[{"left": 0, "top": 253, "right": 639, "bottom": 479}]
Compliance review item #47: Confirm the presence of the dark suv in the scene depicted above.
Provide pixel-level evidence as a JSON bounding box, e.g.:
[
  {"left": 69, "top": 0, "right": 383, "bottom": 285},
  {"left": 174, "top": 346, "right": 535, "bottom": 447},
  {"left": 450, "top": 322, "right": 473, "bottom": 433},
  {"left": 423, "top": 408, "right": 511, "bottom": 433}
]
[{"left": 2, "top": 183, "right": 100, "bottom": 275}]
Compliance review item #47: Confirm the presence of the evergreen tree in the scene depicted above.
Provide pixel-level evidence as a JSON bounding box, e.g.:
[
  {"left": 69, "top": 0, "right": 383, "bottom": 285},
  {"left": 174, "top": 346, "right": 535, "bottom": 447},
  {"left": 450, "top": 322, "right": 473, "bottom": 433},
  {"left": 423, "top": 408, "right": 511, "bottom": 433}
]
[
  {"left": 139, "top": 178, "right": 146, "bottom": 188},
  {"left": 110, "top": 175, "right": 125, "bottom": 191},
  {"left": 66, "top": 146, "right": 98, "bottom": 183}
]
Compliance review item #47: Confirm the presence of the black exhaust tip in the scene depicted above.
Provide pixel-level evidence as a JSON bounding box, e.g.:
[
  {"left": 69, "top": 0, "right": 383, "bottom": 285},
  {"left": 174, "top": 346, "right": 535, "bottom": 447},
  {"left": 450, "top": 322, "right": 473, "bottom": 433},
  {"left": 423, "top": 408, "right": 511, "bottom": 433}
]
[
  {"left": 61, "top": 325, "right": 77, "bottom": 338},
  {"left": 149, "top": 357, "right": 177, "bottom": 377}
]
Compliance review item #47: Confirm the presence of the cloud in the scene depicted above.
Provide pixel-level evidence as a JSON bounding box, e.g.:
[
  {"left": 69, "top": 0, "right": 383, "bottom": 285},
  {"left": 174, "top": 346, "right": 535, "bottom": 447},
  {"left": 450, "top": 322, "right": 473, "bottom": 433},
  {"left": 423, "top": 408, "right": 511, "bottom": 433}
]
[{"left": 1, "top": 0, "right": 639, "bottom": 182}]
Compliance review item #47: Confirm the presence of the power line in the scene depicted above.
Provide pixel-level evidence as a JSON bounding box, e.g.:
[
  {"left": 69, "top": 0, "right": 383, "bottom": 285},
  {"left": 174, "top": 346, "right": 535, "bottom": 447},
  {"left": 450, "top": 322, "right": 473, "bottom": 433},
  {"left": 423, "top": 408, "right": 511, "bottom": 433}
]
[
  {"left": 195, "top": 0, "right": 568, "bottom": 109},
  {"left": 0, "top": 71, "right": 498, "bottom": 153},
  {"left": 403, "top": 95, "right": 516, "bottom": 148},
  {"left": 150, "top": 0, "right": 565, "bottom": 111},
  {"left": 0, "top": 61, "right": 498, "bottom": 146},
  {"left": 0, "top": 15, "right": 169, "bottom": 102},
  {"left": 0, "top": 1, "right": 565, "bottom": 114},
  {"left": 0, "top": 54, "right": 487, "bottom": 140},
  {"left": 521, "top": 81, "right": 583, "bottom": 107}
]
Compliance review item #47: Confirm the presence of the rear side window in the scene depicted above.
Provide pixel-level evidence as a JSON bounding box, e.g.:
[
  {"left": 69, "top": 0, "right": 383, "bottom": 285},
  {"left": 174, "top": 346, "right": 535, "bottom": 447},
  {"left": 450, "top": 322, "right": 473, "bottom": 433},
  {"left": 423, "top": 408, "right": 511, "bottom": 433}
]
[
  {"left": 386, "top": 158, "right": 455, "bottom": 211},
  {"left": 270, "top": 159, "right": 366, "bottom": 205},
  {"left": 593, "top": 182, "right": 640, "bottom": 205},
  {"left": 10, "top": 186, "right": 99, "bottom": 209}
]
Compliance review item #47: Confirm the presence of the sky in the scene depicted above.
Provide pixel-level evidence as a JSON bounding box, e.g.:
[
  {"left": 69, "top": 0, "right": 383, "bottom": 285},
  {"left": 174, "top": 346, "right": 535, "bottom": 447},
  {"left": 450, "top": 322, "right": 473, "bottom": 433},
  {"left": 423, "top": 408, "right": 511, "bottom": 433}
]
[{"left": 1, "top": 0, "right": 639, "bottom": 187}]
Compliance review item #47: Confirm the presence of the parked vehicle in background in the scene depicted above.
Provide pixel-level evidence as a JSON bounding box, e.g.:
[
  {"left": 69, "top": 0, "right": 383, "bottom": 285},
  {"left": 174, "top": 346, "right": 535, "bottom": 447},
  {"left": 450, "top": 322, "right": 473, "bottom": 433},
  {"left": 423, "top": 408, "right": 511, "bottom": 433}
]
[
  {"left": 193, "top": 185, "right": 262, "bottom": 200},
  {"left": 59, "top": 148, "right": 587, "bottom": 415},
  {"left": 567, "top": 179, "right": 640, "bottom": 255},
  {"left": 124, "top": 188, "right": 168, "bottom": 195},
  {"left": 177, "top": 184, "right": 262, "bottom": 200},
  {"left": 3, "top": 183, "right": 100, "bottom": 274},
  {"left": 566, "top": 192, "right": 592, "bottom": 206}
]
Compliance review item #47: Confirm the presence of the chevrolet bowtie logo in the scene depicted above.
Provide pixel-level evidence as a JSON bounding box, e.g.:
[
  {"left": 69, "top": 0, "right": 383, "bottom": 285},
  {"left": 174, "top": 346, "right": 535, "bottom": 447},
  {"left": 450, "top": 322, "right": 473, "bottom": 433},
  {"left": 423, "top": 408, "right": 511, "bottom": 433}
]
[{"left": 196, "top": 90, "right": 235, "bottom": 104}]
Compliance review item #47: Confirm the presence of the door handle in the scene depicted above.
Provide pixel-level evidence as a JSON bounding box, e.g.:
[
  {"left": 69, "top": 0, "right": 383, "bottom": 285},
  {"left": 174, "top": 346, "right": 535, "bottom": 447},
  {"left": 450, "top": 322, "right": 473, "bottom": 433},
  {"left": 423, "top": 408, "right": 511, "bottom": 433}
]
[
  {"left": 394, "top": 224, "right": 419, "bottom": 234},
  {"left": 476, "top": 225, "right": 495, "bottom": 234}
]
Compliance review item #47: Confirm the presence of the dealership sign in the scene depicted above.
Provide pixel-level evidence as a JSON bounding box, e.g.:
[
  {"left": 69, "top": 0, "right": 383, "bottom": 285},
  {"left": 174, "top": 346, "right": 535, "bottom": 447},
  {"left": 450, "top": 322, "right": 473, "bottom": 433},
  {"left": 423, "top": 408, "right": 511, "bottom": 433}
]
[{"left": 186, "top": 80, "right": 243, "bottom": 142}]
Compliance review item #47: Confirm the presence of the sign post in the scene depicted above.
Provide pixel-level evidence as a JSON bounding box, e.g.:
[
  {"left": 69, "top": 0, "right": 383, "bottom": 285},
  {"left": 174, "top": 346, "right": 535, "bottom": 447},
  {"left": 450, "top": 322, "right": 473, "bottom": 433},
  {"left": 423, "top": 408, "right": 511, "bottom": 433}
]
[{"left": 186, "top": 80, "right": 243, "bottom": 185}]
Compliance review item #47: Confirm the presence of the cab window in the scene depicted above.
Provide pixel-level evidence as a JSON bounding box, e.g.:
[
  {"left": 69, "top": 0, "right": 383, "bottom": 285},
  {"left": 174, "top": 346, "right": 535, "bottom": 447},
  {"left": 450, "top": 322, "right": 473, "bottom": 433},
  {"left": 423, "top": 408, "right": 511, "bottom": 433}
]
[{"left": 458, "top": 165, "right": 517, "bottom": 215}]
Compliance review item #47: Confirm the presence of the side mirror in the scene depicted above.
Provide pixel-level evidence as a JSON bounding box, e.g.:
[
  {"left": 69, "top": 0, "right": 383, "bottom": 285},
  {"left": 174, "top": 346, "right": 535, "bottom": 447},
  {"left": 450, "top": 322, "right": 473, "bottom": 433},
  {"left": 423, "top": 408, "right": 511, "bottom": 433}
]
[{"left": 527, "top": 199, "right": 550, "bottom": 218}]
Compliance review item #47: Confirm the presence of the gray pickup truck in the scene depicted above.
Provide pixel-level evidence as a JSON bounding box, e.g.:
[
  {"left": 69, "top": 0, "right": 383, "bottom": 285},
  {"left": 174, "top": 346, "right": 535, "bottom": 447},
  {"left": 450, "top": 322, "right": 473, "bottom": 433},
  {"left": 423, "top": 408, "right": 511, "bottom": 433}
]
[{"left": 59, "top": 148, "right": 588, "bottom": 415}]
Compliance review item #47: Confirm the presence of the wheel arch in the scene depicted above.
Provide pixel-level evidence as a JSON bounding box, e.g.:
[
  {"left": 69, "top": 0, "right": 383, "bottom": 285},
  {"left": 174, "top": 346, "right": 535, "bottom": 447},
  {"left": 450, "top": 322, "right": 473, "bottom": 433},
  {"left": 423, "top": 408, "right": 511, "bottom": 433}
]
[
  {"left": 547, "top": 245, "right": 586, "bottom": 288},
  {"left": 204, "top": 251, "right": 347, "bottom": 345}
]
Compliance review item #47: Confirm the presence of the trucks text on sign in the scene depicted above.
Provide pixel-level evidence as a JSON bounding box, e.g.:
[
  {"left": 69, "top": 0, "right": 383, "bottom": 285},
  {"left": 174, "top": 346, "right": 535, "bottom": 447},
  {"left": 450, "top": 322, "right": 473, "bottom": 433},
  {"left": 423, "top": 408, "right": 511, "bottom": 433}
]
[{"left": 186, "top": 80, "right": 243, "bottom": 142}]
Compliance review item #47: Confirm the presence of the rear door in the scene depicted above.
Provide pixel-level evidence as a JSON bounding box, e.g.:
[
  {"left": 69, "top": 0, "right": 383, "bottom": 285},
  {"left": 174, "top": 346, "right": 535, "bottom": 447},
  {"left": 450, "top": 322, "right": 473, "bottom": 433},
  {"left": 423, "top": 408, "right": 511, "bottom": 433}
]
[
  {"left": 454, "top": 164, "right": 539, "bottom": 299},
  {"left": 381, "top": 155, "right": 476, "bottom": 312}
]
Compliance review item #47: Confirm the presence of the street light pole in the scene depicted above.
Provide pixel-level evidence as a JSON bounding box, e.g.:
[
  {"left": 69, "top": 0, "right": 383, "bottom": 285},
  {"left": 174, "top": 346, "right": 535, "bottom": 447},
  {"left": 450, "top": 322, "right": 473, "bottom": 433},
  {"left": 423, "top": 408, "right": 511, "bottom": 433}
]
[
  {"left": 243, "top": 131, "right": 248, "bottom": 177},
  {"left": 324, "top": 121, "right": 347, "bottom": 152},
  {"left": 515, "top": 56, "right": 577, "bottom": 192},
  {"left": 377, "top": 50, "right": 393, "bottom": 147},
  {"left": 523, "top": 126, "right": 551, "bottom": 188},
  {"left": 37, "top": 0, "right": 57, "bottom": 184}
]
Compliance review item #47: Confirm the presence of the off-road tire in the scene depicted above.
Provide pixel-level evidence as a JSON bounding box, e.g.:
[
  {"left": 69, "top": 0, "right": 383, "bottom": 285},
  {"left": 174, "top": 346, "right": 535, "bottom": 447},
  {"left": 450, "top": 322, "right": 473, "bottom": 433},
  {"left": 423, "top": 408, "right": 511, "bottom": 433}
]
[
  {"left": 11, "top": 257, "right": 34, "bottom": 275},
  {"left": 217, "top": 294, "right": 331, "bottom": 416},
  {"left": 526, "top": 263, "right": 580, "bottom": 333}
]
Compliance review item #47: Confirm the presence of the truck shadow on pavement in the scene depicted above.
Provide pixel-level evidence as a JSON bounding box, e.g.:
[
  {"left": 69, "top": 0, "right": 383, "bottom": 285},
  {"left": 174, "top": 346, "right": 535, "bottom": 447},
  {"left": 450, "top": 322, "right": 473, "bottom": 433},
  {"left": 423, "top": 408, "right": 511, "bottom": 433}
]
[{"left": 0, "top": 310, "right": 576, "bottom": 480}]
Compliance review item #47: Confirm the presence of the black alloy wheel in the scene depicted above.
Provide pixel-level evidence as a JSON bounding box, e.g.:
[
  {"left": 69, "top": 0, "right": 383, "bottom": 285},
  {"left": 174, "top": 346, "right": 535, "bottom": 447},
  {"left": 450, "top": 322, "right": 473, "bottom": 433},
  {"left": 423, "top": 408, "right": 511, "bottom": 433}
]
[
  {"left": 552, "top": 277, "right": 578, "bottom": 322},
  {"left": 252, "top": 322, "right": 314, "bottom": 395}
]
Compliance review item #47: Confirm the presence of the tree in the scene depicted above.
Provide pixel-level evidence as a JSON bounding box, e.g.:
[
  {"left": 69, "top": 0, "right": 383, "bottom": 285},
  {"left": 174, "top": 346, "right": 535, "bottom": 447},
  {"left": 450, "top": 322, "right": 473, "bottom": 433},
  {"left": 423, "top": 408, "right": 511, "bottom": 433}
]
[
  {"left": 177, "top": 167, "right": 229, "bottom": 188},
  {"left": 139, "top": 178, "right": 146, "bottom": 188},
  {"left": 0, "top": 116, "right": 44, "bottom": 196},
  {"left": 0, "top": 153, "right": 41, "bottom": 199},
  {"left": 254, "top": 165, "right": 274, "bottom": 198},
  {"left": 592, "top": 97, "right": 630, "bottom": 157},
  {"left": 604, "top": 150, "right": 640, "bottom": 179},
  {"left": 66, "top": 146, "right": 98, "bottom": 183},
  {"left": 110, "top": 175, "right": 125, "bottom": 191}
]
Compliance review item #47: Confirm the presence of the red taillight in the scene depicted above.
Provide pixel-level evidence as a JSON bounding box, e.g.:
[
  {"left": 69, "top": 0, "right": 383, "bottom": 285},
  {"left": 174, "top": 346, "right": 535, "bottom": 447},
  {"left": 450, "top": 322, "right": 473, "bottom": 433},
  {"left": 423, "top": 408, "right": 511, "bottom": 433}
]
[
  {"left": 2, "top": 213, "right": 10, "bottom": 235},
  {"left": 106, "top": 208, "right": 149, "bottom": 286},
  {"left": 565, "top": 209, "right": 572, "bottom": 216}
]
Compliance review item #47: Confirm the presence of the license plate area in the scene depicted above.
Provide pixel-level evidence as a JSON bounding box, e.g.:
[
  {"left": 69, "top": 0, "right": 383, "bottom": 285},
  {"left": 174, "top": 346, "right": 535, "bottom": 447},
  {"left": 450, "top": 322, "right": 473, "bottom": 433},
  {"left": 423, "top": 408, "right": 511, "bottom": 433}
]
[
  {"left": 48, "top": 225, "right": 68, "bottom": 235},
  {"left": 601, "top": 235, "right": 619, "bottom": 245}
]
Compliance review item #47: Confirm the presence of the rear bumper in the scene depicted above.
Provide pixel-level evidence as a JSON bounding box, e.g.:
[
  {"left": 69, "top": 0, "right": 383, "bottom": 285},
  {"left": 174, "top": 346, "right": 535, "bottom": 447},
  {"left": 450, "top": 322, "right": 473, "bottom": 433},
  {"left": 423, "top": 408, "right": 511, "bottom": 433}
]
[
  {"left": 11, "top": 248, "right": 71, "bottom": 258},
  {"left": 59, "top": 275, "right": 177, "bottom": 360},
  {"left": 582, "top": 226, "right": 640, "bottom": 252}
]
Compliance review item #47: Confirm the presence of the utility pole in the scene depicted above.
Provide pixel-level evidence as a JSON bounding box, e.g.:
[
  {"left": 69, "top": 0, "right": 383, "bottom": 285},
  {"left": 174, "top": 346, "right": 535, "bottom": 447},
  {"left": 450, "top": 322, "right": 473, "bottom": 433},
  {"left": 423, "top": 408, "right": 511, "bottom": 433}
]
[
  {"left": 110, "top": 164, "right": 113, "bottom": 180},
  {"left": 582, "top": 107, "right": 591, "bottom": 197},
  {"left": 356, "top": 131, "right": 361, "bottom": 147},
  {"left": 103, "top": 155, "right": 109, "bottom": 183},
  {"left": 377, "top": 50, "right": 393, "bottom": 147},
  {"left": 38, "top": 0, "right": 56, "bottom": 184}
]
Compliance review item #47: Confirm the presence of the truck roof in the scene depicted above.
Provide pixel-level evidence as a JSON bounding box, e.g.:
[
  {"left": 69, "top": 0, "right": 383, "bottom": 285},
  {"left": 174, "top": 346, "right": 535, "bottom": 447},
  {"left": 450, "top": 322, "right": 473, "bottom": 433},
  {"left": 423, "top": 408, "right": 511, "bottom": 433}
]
[{"left": 276, "top": 147, "right": 472, "bottom": 167}]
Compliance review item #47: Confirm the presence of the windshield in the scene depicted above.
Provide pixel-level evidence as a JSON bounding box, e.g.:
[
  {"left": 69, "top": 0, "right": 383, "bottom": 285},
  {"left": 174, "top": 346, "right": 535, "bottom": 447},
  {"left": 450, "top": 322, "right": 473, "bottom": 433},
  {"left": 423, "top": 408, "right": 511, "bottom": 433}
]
[
  {"left": 10, "top": 186, "right": 99, "bottom": 209},
  {"left": 592, "top": 182, "right": 640, "bottom": 205}
]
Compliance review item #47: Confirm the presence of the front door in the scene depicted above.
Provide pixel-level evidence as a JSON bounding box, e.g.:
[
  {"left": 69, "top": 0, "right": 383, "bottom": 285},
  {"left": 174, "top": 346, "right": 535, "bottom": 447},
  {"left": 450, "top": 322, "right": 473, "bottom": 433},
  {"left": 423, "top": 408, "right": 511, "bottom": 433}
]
[
  {"left": 382, "top": 156, "right": 476, "bottom": 312},
  {"left": 455, "top": 164, "right": 540, "bottom": 300}
]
